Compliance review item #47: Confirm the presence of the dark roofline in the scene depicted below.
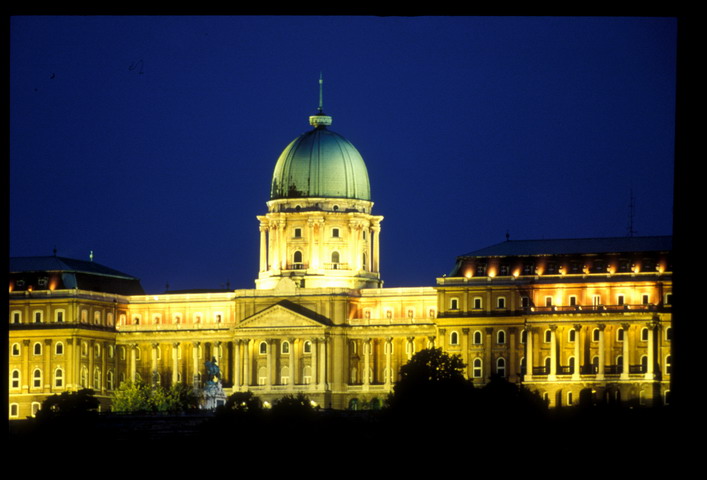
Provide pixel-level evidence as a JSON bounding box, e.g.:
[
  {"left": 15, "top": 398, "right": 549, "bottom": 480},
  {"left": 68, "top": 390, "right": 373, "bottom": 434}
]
[
  {"left": 459, "top": 235, "right": 672, "bottom": 259},
  {"left": 10, "top": 256, "right": 140, "bottom": 280}
]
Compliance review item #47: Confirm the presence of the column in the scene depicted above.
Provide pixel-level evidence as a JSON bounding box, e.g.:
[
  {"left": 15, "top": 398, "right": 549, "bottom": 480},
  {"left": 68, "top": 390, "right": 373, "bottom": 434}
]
[
  {"left": 318, "top": 337, "right": 327, "bottom": 390},
  {"left": 462, "top": 328, "right": 470, "bottom": 378},
  {"left": 363, "top": 338, "right": 370, "bottom": 391},
  {"left": 308, "top": 220, "right": 316, "bottom": 269},
  {"left": 484, "top": 328, "right": 493, "bottom": 381},
  {"left": 621, "top": 323, "right": 630, "bottom": 380},
  {"left": 645, "top": 321, "right": 656, "bottom": 380},
  {"left": 525, "top": 327, "right": 533, "bottom": 381},
  {"left": 44, "top": 339, "right": 52, "bottom": 391},
  {"left": 266, "top": 339, "right": 273, "bottom": 388},
  {"left": 572, "top": 325, "right": 581, "bottom": 381},
  {"left": 259, "top": 224, "right": 268, "bottom": 272},
  {"left": 244, "top": 339, "right": 251, "bottom": 387},
  {"left": 509, "top": 327, "right": 517, "bottom": 382},
  {"left": 172, "top": 342, "right": 180, "bottom": 385},
  {"left": 309, "top": 338, "right": 317, "bottom": 390},
  {"left": 130, "top": 344, "right": 138, "bottom": 383},
  {"left": 596, "top": 324, "right": 605, "bottom": 380},
  {"left": 548, "top": 325, "right": 557, "bottom": 381},
  {"left": 289, "top": 338, "right": 296, "bottom": 385},
  {"left": 89, "top": 340, "right": 95, "bottom": 389},
  {"left": 372, "top": 224, "right": 381, "bottom": 273},
  {"left": 192, "top": 342, "right": 200, "bottom": 387},
  {"left": 233, "top": 340, "right": 241, "bottom": 390},
  {"left": 151, "top": 343, "right": 159, "bottom": 385},
  {"left": 385, "top": 337, "right": 393, "bottom": 388}
]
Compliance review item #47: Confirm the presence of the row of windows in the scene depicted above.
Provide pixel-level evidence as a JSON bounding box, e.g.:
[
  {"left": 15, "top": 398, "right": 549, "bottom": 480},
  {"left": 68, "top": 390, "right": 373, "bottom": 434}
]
[
  {"left": 127, "top": 312, "right": 225, "bottom": 326},
  {"left": 469, "top": 259, "right": 665, "bottom": 276},
  {"left": 291, "top": 226, "right": 369, "bottom": 239},
  {"left": 10, "top": 309, "right": 117, "bottom": 325},
  {"left": 362, "top": 308, "right": 436, "bottom": 320},
  {"left": 448, "top": 293, "right": 672, "bottom": 310},
  {"left": 447, "top": 326, "right": 672, "bottom": 346},
  {"left": 9, "top": 367, "right": 118, "bottom": 390},
  {"left": 11, "top": 341, "right": 117, "bottom": 358}
]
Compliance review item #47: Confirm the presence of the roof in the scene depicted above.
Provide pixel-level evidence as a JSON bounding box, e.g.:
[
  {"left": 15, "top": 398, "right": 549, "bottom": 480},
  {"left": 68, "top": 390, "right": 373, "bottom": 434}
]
[
  {"left": 459, "top": 236, "right": 673, "bottom": 258},
  {"left": 10, "top": 256, "right": 139, "bottom": 279}
]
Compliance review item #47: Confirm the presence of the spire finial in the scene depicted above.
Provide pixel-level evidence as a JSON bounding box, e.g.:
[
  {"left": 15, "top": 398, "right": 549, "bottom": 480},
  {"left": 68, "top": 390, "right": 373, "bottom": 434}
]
[
  {"left": 318, "top": 72, "right": 324, "bottom": 113},
  {"left": 309, "top": 73, "right": 332, "bottom": 128}
]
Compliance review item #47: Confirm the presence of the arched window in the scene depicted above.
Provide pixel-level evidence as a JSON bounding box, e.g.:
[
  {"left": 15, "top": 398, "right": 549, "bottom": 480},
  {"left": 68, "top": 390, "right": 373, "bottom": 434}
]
[
  {"left": 11, "top": 370, "right": 20, "bottom": 389},
  {"left": 55, "top": 342, "right": 64, "bottom": 355},
  {"left": 281, "top": 341, "right": 290, "bottom": 354},
  {"left": 641, "top": 327, "right": 649, "bottom": 342},
  {"left": 293, "top": 250, "right": 303, "bottom": 267},
  {"left": 568, "top": 356, "right": 576, "bottom": 374},
  {"left": 617, "top": 328, "right": 625, "bottom": 342},
  {"left": 450, "top": 298, "right": 459, "bottom": 310},
  {"left": 33, "top": 368, "right": 42, "bottom": 388},
  {"left": 544, "top": 329, "right": 552, "bottom": 343},
  {"left": 568, "top": 329, "right": 576, "bottom": 342},
  {"left": 496, "top": 357, "right": 506, "bottom": 377},
  {"left": 11, "top": 343, "right": 20, "bottom": 356},
  {"left": 592, "top": 328, "right": 600, "bottom": 342},
  {"left": 54, "top": 368, "right": 64, "bottom": 388},
  {"left": 520, "top": 329, "right": 527, "bottom": 344},
  {"left": 497, "top": 297, "right": 506, "bottom": 309},
  {"left": 107, "top": 371, "right": 114, "bottom": 390},
  {"left": 280, "top": 366, "right": 290, "bottom": 385},
  {"left": 450, "top": 331, "right": 459, "bottom": 346},
  {"left": 473, "top": 330, "right": 483, "bottom": 345},
  {"left": 33, "top": 342, "right": 42, "bottom": 356},
  {"left": 331, "top": 251, "right": 340, "bottom": 268},
  {"left": 665, "top": 327, "right": 672, "bottom": 341},
  {"left": 303, "top": 341, "right": 312, "bottom": 354},
  {"left": 641, "top": 355, "right": 648, "bottom": 372},
  {"left": 259, "top": 341, "right": 267, "bottom": 355},
  {"left": 497, "top": 330, "right": 506, "bottom": 345},
  {"left": 472, "top": 358, "right": 483, "bottom": 378}
]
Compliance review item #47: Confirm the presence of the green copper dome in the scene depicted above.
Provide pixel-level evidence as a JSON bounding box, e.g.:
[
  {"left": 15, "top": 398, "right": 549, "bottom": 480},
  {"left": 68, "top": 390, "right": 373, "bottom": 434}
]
[{"left": 270, "top": 114, "right": 371, "bottom": 201}]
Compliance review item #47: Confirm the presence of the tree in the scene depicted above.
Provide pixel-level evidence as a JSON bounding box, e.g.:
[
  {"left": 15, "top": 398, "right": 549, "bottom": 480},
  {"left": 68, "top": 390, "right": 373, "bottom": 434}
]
[
  {"left": 111, "top": 380, "right": 200, "bottom": 413},
  {"left": 386, "top": 348, "right": 475, "bottom": 415},
  {"left": 35, "top": 388, "right": 99, "bottom": 421}
]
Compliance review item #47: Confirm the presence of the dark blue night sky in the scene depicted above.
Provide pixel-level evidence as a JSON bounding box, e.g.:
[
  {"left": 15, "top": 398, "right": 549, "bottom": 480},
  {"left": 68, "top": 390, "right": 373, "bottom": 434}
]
[{"left": 10, "top": 16, "right": 677, "bottom": 293}]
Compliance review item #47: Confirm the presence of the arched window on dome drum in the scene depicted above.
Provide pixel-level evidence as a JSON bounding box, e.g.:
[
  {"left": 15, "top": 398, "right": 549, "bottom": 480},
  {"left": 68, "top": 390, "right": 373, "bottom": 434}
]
[{"left": 331, "top": 251, "right": 340, "bottom": 269}]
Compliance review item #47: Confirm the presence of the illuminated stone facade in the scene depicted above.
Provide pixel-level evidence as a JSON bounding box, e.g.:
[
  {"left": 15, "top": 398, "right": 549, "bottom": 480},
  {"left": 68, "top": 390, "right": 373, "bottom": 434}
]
[{"left": 9, "top": 106, "right": 672, "bottom": 419}]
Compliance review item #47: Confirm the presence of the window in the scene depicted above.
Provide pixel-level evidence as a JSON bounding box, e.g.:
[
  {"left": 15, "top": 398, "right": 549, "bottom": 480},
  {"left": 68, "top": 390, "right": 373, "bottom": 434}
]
[
  {"left": 544, "top": 329, "right": 552, "bottom": 343},
  {"left": 215, "top": 313, "right": 223, "bottom": 323},
  {"left": 34, "top": 311, "right": 43, "bottom": 323},
  {"left": 107, "top": 371, "right": 114, "bottom": 391},
  {"left": 332, "top": 228, "right": 340, "bottom": 238},
  {"left": 521, "top": 296, "right": 530, "bottom": 308},
  {"left": 473, "top": 330, "right": 483, "bottom": 345},
  {"left": 280, "top": 366, "right": 290, "bottom": 385},
  {"left": 407, "top": 309, "right": 414, "bottom": 319},
  {"left": 545, "top": 297, "right": 552, "bottom": 307},
  {"left": 10, "top": 404, "right": 19, "bottom": 418},
  {"left": 31, "top": 403, "right": 41, "bottom": 417},
  {"left": 12, "top": 311, "right": 21, "bottom": 324},
  {"left": 496, "top": 357, "right": 506, "bottom": 377},
  {"left": 665, "top": 293, "right": 673, "bottom": 305},
  {"left": 665, "top": 327, "right": 672, "bottom": 341},
  {"left": 472, "top": 358, "right": 482, "bottom": 378},
  {"left": 33, "top": 369, "right": 42, "bottom": 388},
  {"left": 55, "top": 342, "right": 64, "bottom": 355},
  {"left": 450, "top": 331, "right": 459, "bottom": 346},
  {"left": 642, "top": 294, "right": 649, "bottom": 305},
  {"left": 641, "top": 327, "right": 649, "bottom": 342},
  {"left": 567, "top": 392, "right": 574, "bottom": 406},
  {"left": 473, "top": 298, "right": 482, "bottom": 309},
  {"left": 592, "top": 328, "right": 600, "bottom": 342},
  {"left": 11, "top": 343, "right": 20, "bottom": 356},
  {"left": 11, "top": 370, "right": 20, "bottom": 389},
  {"left": 281, "top": 341, "right": 290, "bottom": 354},
  {"left": 107, "top": 313, "right": 114, "bottom": 326},
  {"left": 568, "top": 329, "right": 576, "bottom": 342},
  {"left": 569, "top": 296, "right": 577, "bottom": 307},
  {"left": 331, "top": 251, "right": 340, "bottom": 266},
  {"left": 520, "top": 330, "right": 527, "bottom": 344},
  {"left": 617, "top": 355, "right": 624, "bottom": 373},
  {"left": 497, "top": 297, "right": 506, "bottom": 309},
  {"left": 33, "top": 342, "right": 42, "bottom": 356},
  {"left": 617, "top": 328, "right": 624, "bottom": 342},
  {"left": 55, "top": 368, "right": 64, "bottom": 388},
  {"left": 450, "top": 298, "right": 459, "bottom": 310},
  {"left": 592, "top": 295, "right": 601, "bottom": 307},
  {"left": 568, "top": 356, "right": 576, "bottom": 374},
  {"left": 497, "top": 330, "right": 506, "bottom": 345},
  {"left": 304, "top": 341, "right": 312, "bottom": 354},
  {"left": 293, "top": 250, "right": 303, "bottom": 267},
  {"left": 617, "top": 295, "right": 625, "bottom": 306},
  {"left": 260, "top": 342, "right": 269, "bottom": 355},
  {"left": 294, "top": 228, "right": 302, "bottom": 238},
  {"left": 499, "top": 265, "right": 509, "bottom": 276},
  {"left": 94, "top": 311, "right": 102, "bottom": 325},
  {"left": 55, "top": 310, "right": 65, "bottom": 323}
]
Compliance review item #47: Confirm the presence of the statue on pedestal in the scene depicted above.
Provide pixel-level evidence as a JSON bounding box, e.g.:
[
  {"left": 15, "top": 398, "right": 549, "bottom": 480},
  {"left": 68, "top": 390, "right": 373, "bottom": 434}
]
[{"left": 202, "top": 357, "right": 227, "bottom": 410}]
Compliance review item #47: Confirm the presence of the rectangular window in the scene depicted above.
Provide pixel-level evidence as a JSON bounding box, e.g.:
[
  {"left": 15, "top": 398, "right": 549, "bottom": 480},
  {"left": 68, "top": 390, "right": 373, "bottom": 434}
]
[
  {"left": 56, "top": 311, "right": 64, "bottom": 323},
  {"left": 294, "top": 228, "right": 302, "bottom": 238},
  {"left": 617, "top": 295, "right": 625, "bottom": 306},
  {"left": 473, "top": 298, "right": 482, "bottom": 309},
  {"left": 34, "top": 311, "right": 42, "bottom": 323},
  {"left": 569, "top": 296, "right": 577, "bottom": 306},
  {"left": 12, "top": 312, "right": 21, "bottom": 324},
  {"left": 642, "top": 294, "right": 650, "bottom": 305}
]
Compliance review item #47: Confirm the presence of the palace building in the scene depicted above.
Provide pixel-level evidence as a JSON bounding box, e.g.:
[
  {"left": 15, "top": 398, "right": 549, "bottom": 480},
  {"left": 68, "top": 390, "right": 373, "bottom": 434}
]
[{"left": 8, "top": 96, "right": 672, "bottom": 419}]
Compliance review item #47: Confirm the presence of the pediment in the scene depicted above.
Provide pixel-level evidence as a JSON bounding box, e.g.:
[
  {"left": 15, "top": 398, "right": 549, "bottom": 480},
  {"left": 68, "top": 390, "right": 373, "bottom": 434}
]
[{"left": 238, "top": 301, "right": 331, "bottom": 329}]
